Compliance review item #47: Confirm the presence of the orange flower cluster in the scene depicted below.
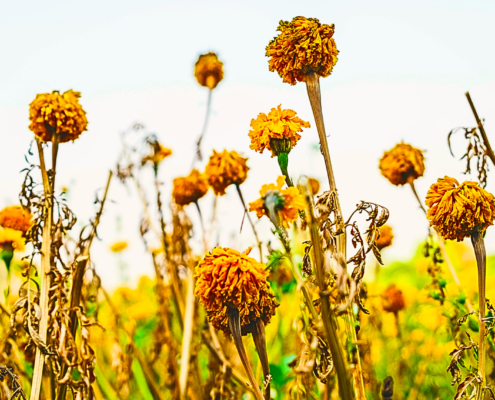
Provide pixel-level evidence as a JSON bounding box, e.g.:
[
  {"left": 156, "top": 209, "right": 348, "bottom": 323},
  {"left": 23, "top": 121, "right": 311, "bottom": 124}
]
[
  {"left": 194, "top": 247, "right": 278, "bottom": 336},
  {"left": 194, "top": 52, "right": 224, "bottom": 89},
  {"left": 205, "top": 150, "right": 249, "bottom": 195},
  {"left": 29, "top": 90, "right": 88, "bottom": 143},
  {"left": 0, "top": 206, "right": 32, "bottom": 235},
  {"left": 379, "top": 143, "right": 425, "bottom": 186},
  {"left": 266, "top": 16, "right": 339, "bottom": 85},
  {"left": 376, "top": 225, "right": 394, "bottom": 250},
  {"left": 249, "top": 105, "right": 310, "bottom": 156},
  {"left": 425, "top": 176, "right": 495, "bottom": 241},
  {"left": 172, "top": 169, "right": 209, "bottom": 206},
  {"left": 382, "top": 285, "right": 406, "bottom": 313},
  {"left": 249, "top": 176, "right": 305, "bottom": 227}
]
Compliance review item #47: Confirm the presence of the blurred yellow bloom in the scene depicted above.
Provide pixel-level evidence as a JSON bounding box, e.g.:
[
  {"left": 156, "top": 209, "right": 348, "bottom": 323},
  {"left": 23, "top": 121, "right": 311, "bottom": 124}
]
[
  {"left": 110, "top": 241, "right": 128, "bottom": 253},
  {"left": 382, "top": 285, "right": 405, "bottom": 313},
  {"left": 375, "top": 225, "right": 394, "bottom": 250},
  {"left": 194, "top": 246, "right": 278, "bottom": 336},
  {"left": 379, "top": 143, "right": 425, "bottom": 186},
  {"left": 194, "top": 52, "right": 224, "bottom": 89},
  {"left": 0, "top": 228, "right": 25, "bottom": 252},
  {"left": 266, "top": 16, "right": 339, "bottom": 85},
  {"left": 425, "top": 176, "right": 495, "bottom": 241},
  {"left": 29, "top": 90, "right": 88, "bottom": 143},
  {"left": 0, "top": 206, "right": 32, "bottom": 235},
  {"left": 172, "top": 169, "right": 209, "bottom": 206},
  {"left": 142, "top": 142, "right": 172, "bottom": 166},
  {"left": 204, "top": 150, "right": 249, "bottom": 195}
]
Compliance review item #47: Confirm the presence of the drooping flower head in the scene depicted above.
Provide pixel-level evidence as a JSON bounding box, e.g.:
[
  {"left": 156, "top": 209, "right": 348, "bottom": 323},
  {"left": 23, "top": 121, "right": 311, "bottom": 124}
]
[
  {"left": 172, "top": 169, "right": 209, "bottom": 206},
  {"left": 249, "top": 105, "right": 310, "bottom": 156},
  {"left": 379, "top": 143, "right": 425, "bottom": 186},
  {"left": 425, "top": 176, "right": 495, "bottom": 241},
  {"left": 204, "top": 150, "right": 249, "bottom": 196},
  {"left": 195, "top": 246, "right": 278, "bottom": 336},
  {"left": 142, "top": 141, "right": 172, "bottom": 166},
  {"left": 375, "top": 225, "right": 394, "bottom": 250},
  {"left": 0, "top": 206, "right": 32, "bottom": 235},
  {"left": 382, "top": 285, "right": 405, "bottom": 313},
  {"left": 0, "top": 228, "right": 26, "bottom": 253},
  {"left": 29, "top": 90, "right": 88, "bottom": 143},
  {"left": 248, "top": 176, "right": 305, "bottom": 228},
  {"left": 194, "top": 52, "right": 224, "bottom": 90},
  {"left": 110, "top": 241, "right": 128, "bottom": 253},
  {"left": 266, "top": 17, "right": 339, "bottom": 85},
  {"left": 308, "top": 177, "right": 320, "bottom": 196}
]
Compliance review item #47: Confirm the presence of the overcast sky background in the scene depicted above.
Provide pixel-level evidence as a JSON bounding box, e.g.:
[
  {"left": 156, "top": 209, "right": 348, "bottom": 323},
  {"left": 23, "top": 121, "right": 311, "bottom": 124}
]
[{"left": 1, "top": 0, "right": 494, "bottom": 289}]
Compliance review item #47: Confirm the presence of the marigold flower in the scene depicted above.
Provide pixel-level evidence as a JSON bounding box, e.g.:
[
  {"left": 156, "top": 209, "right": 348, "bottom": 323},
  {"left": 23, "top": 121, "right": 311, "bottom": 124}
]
[
  {"left": 194, "top": 52, "right": 224, "bottom": 89},
  {"left": 0, "top": 228, "right": 25, "bottom": 252},
  {"left": 425, "top": 176, "right": 495, "bottom": 241},
  {"left": 382, "top": 285, "right": 405, "bottom": 313},
  {"left": 204, "top": 150, "right": 249, "bottom": 195},
  {"left": 172, "top": 169, "right": 209, "bottom": 206},
  {"left": 0, "top": 206, "right": 32, "bottom": 235},
  {"left": 379, "top": 143, "right": 425, "bottom": 186},
  {"left": 142, "top": 142, "right": 172, "bottom": 166},
  {"left": 266, "top": 16, "right": 339, "bottom": 85},
  {"left": 375, "top": 225, "right": 394, "bottom": 250},
  {"left": 248, "top": 176, "right": 305, "bottom": 228},
  {"left": 194, "top": 246, "right": 278, "bottom": 336},
  {"left": 110, "top": 241, "right": 128, "bottom": 253},
  {"left": 249, "top": 105, "right": 310, "bottom": 156},
  {"left": 29, "top": 90, "right": 88, "bottom": 143}
]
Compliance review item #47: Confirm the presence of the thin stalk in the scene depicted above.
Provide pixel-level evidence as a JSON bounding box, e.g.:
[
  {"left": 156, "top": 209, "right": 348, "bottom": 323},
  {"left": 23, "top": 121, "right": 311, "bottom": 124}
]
[
  {"left": 465, "top": 92, "right": 495, "bottom": 167},
  {"left": 251, "top": 319, "right": 271, "bottom": 400},
  {"left": 193, "top": 88, "right": 213, "bottom": 165},
  {"left": 179, "top": 269, "right": 195, "bottom": 399},
  {"left": 276, "top": 152, "right": 294, "bottom": 187},
  {"left": 235, "top": 184, "right": 263, "bottom": 260},
  {"left": 194, "top": 201, "right": 208, "bottom": 253}
]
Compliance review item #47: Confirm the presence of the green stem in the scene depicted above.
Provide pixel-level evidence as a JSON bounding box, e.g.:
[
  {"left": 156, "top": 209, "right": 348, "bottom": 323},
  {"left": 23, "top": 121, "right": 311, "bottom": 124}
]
[{"left": 277, "top": 152, "right": 294, "bottom": 187}]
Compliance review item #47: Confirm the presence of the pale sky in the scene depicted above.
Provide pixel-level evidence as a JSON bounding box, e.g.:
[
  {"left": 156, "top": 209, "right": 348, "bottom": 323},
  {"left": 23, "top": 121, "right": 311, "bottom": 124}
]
[{"left": 1, "top": 0, "right": 495, "bottom": 288}]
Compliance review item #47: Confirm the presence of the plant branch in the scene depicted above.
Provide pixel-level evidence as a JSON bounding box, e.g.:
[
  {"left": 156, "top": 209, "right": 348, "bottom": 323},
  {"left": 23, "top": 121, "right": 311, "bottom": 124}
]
[
  {"left": 235, "top": 184, "right": 263, "bottom": 261},
  {"left": 465, "top": 92, "right": 495, "bottom": 167},
  {"left": 193, "top": 88, "right": 213, "bottom": 166},
  {"left": 179, "top": 268, "right": 195, "bottom": 399}
]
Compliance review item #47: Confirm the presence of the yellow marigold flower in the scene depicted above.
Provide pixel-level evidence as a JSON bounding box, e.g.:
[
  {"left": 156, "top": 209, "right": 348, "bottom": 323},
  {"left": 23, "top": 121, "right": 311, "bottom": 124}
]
[
  {"left": 249, "top": 105, "right": 310, "bottom": 156},
  {"left": 308, "top": 177, "right": 320, "bottom": 196},
  {"left": 110, "top": 241, "right": 128, "bottom": 253},
  {"left": 0, "top": 228, "right": 25, "bottom": 252},
  {"left": 376, "top": 225, "right": 394, "bottom": 250},
  {"left": 194, "top": 246, "right": 278, "bottom": 336},
  {"left": 194, "top": 52, "right": 224, "bottom": 90},
  {"left": 172, "top": 169, "right": 209, "bottom": 206},
  {"left": 266, "top": 17, "right": 339, "bottom": 85},
  {"left": 28, "top": 90, "right": 88, "bottom": 143},
  {"left": 248, "top": 176, "right": 305, "bottom": 228},
  {"left": 0, "top": 206, "right": 32, "bottom": 235},
  {"left": 204, "top": 150, "right": 249, "bottom": 195},
  {"left": 425, "top": 176, "right": 495, "bottom": 241},
  {"left": 142, "top": 142, "right": 172, "bottom": 166},
  {"left": 379, "top": 143, "right": 425, "bottom": 186},
  {"left": 382, "top": 285, "right": 406, "bottom": 313}
]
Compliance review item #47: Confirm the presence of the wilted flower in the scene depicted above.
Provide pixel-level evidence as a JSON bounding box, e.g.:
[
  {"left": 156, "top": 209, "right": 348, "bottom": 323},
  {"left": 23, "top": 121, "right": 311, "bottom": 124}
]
[
  {"left": 110, "top": 241, "right": 128, "bottom": 253},
  {"left": 379, "top": 143, "right": 425, "bottom": 186},
  {"left": 375, "top": 225, "right": 394, "bottom": 250},
  {"left": 0, "top": 206, "right": 32, "bottom": 235},
  {"left": 0, "top": 228, "right": 25, "bottom": 253},
  {"left": 142, "top": 142, "right": 172, "bottom": 166},
  {"left": 266, "top": 16, "right": 339, "bottom": 85},
  {"left": 308, "top": 177, "right": 320, "bottom": 196},
  {"left": 194, "top": 52, "right": 224, "bottom": 90},
  {"left": 172, "top": 169, "right": 209, "bottom": 206},
  {"left": 249, "top": 105, "right": 310, "bottom": 156},
  {"left": 425, "top": 176, "right": 495, "bottom": 241},
  {"left": 204, "top": 150, "right": 249, "bottom": 195},
  {"left": 29, "top": 90, "right": 88, "bottom": 143},
  {"left": 249, "top": 176, "right": 305, "bottom": 228},
  {"left": 194, "top": 247, "right": 278, "bottom": 336},
  {"left": 382, "top": 285, "right": 405, "bottom": 313}
]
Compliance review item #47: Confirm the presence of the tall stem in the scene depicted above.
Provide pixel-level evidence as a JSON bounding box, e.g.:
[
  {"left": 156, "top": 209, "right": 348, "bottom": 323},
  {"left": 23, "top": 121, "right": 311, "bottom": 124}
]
[
  {"left": 179, "top": 269, "right": 195, "bottom": 399},
  {"left": 193, "top": 88, "right": 213, "bottom": 165},
  {"left": 235, "top": 184, "right": 263, "bottom": 261},
  {"left": 465, "top": 92, "right": 495, "bottom": 167},
  {"left": 251, "top": 319, "right": 271, "bottom": 400},
  {"left": 276, "top": 152, "right": 294, "bottom": 187},
  {"left": 194, "top": 201, "right": 208, "bottom": 253}
]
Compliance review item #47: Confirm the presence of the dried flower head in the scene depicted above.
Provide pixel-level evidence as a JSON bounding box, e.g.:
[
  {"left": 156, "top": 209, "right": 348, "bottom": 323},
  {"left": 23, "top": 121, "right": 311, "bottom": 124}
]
[
  {"left": 379, "top": 143, "right": 425, "bottom": 186},
  {"left": 248, "top": 176, "right": 305, "bottom": 228},
  {"left": 376, "top": 225, "right": 394, "bottom": 250},
  {"left": 266, "top": 16, "right": 339, "bottom": 85},
  {"left": 308, "top": 177, "right": 320, "bottom": 196},
  {"left": 205, "top": 150, "right": 249, "bottom": 195},
  {"left": 382, "top": 285, "right": 405, "bottom": 313},
  {"left": 110, "top": 241, "right": 128, "bottom": 253},
  {"left": 425, "top": 176, "right": 495, "bottom": 241},
  {"left": 194, "top": 246, "right": 278, "bottom": 336},
  {"left": 0, "top": 228, "right": 26, "bottom": 252},
  {"left": 29, "top": 90, "right": 88, "bottom": 143},
  {"left": 0, "top": 206, "right": 32, "bottom": 235},
  {"left": 142, "top": 142, "right": 172, "bottom": 166},
  {"left": 249, "top": 105, "right": 310, "bottom": 156},
  {"left": 172, "top": 169, "right": 209, "bottom": 206},
  {"left": 194, "top": 52, "right": 224, "bottom": 89}
]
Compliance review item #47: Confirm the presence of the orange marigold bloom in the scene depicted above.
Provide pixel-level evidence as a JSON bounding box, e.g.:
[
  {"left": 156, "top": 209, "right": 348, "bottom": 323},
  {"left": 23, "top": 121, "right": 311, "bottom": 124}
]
[
  {"left": 382, "top": 285, "right": 405, "bottom": 313},
  {"left": 0, "top": 206, "right": 32, "bottom": 235},
  {"left": 29, "top": 90, "right": 88, "bottom": 143},
  {"left": 0, "top": 228, "right": 25, "bottom": 252},
  {"left": 248, "top": 176, "right": 305, "bottom": 227},
  {"left": 375, "top": 225, "right": 394, "bottom": 250},
  {"left": 379, "top": 143, "right": 425, "bottom": 186},
  {"left": 194, "top": 52, "right": 224, "bottom": 89},
  {"left": 194, "top": 246, "right": 278, "bottom": 336},
  {"left": 266, "top": 16, "right": 339, "bottom": 85},
  {"left": 172, "top": 169, "right": 209, "bottom": 206},
  {"left": 425, "top": 176, "right": 495, "bottom": 241},
  {"left": 204, "top": 150, "right": 249, "bottom": 195},
  {"left": 249, "top": 105, "right": 310, "bottom": 156}
]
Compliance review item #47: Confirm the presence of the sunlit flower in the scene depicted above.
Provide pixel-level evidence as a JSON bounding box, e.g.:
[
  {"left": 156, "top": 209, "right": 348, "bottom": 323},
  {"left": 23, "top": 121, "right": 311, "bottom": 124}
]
[
  {"left": 266, "top": 17, "right": 339, "bottom": 85},
  {"left": 204, "top": 150, "right": 249, "bottom": 195},
  {"left": 248, "top": 176, "right": 305, "bottom": 228},
  {"left": 0, "top": 206, "right": 32, "bottom": 235},
  {"left": 379, "top": 143, "right": 425, "bottom": 186},
  {"left": 0, "top": 228, "right": 26, "bottom": 253},
  {"left": 28, "top": 90, "right": 88, "bottom": 143},
  {"left": 249, "top": 105, "right": 310, "bottom": 156},
  {"left": 194, "top": 246, "right": 278, "bottom": 336},
  {"left": 194, "top": 52, "right": 224, "bottom": 90},
  {"left": 142, "top": 142, "right": 172, "bottom": 166},
  {"left": 425, "top": 176, "right": 495, "bottom": 241},
  {"left": 172, "top": 169, "right": 209, "bottom": 206},
  {"left": 375, "top": 225, "right": 394, "bottom": 250},
  {"left": 382, "top": 285, "right": 405, "bottom": 313},
  {"left": 308, "top": 177, "right": 320, "bottom": 196},
  {"left": 110, "top": 241, "right": 128, "bottom": 253}
]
